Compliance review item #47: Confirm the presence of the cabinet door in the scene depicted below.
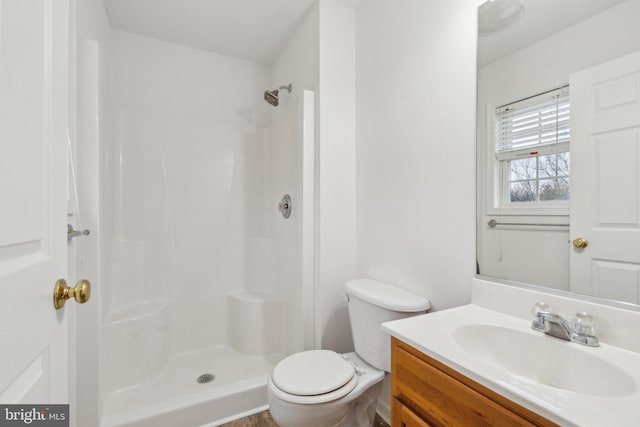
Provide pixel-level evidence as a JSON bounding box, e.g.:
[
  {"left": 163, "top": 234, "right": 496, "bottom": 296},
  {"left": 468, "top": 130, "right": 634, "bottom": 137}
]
[
  {"left": 391, "top": 338, "right": 556, "bottom": 427},
  {"left": 392, "top": 398, "right": 432, "bottom": 427}
]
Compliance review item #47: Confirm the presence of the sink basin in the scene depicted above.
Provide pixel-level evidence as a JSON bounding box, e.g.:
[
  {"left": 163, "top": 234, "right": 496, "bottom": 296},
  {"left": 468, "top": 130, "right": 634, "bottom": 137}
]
[{"left": 452, "top": 324, "right": 635, "bottom": 397}]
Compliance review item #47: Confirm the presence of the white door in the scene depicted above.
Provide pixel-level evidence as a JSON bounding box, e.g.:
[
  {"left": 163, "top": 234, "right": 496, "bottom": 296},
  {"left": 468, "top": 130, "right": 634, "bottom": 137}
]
[
  {"left": 570, "top": 50, "right": 640, "bottom": 304},
  {"left": 0, "top": 0, "right": 70, "bottom": 405}
]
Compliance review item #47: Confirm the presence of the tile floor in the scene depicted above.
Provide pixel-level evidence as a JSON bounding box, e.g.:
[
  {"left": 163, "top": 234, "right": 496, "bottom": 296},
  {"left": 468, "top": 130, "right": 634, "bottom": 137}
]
[
  {"left": 218, "top": 410, "right": 277, "bottom": 426},
  {"left": 219, "top": 410, "right": 390, "bottom": 426}
]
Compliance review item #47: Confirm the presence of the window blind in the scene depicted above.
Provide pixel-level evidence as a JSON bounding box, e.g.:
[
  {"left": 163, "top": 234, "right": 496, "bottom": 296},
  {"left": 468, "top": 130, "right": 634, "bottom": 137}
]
[{"left": 495, "top": 86, "right": 570, "bottom": 161}]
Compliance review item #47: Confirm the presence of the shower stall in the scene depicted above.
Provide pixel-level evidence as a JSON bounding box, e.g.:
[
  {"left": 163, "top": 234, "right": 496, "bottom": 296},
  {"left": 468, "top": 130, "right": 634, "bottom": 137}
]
[{"left": 72, "top": 24, "right": 316, "bottom": 427}]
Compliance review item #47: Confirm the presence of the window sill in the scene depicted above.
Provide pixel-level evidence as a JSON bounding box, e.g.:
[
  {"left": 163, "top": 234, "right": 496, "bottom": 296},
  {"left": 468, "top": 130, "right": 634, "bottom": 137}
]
[{"left": 485, "top": 206, "right": 569, "bottom": 217}]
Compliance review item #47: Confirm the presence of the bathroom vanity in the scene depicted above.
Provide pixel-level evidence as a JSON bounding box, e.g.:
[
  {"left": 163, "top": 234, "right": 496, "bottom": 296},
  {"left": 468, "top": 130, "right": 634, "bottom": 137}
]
[
  {"left": 390, "top": 337, "right": 555, "bottom": 426},
  {"left": 383, "top": 278, "right": 640, "bottom": 427}
]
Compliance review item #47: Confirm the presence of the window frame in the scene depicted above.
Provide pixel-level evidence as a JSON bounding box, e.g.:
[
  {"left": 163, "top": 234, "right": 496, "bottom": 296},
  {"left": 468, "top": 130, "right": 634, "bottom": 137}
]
[{"left": 481, "top": 88, "right": 571, "bottom": 217}]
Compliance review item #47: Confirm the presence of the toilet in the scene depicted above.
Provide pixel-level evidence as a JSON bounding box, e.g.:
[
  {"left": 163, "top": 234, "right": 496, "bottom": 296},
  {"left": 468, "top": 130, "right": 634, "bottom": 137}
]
[{"left": 268, "top": 278, "right": 431, "bottom": 427}]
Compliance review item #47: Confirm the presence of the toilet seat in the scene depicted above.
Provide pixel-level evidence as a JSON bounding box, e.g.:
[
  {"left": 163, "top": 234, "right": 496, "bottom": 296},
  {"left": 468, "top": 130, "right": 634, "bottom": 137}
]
[{"left": 270, "top": 350, "right": 358, "bottom": 405}]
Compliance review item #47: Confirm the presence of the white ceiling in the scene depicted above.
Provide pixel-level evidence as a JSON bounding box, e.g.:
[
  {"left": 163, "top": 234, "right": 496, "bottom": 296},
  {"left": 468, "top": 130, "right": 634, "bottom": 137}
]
[
  {"left": 478, "top": 0, "right": 629, "bottom": 67},
  {"left": 103, "top": 0, "right": 631, "bottom": 67},
  {"left": 103, "top": 0, "right": 368, "bottom": 65}
]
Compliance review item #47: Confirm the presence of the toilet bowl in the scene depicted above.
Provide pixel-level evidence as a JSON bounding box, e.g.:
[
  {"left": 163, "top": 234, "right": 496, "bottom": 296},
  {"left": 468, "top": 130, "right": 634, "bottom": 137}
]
[{"left": 267, "top": 278, "right": 431, "bottom": 427}]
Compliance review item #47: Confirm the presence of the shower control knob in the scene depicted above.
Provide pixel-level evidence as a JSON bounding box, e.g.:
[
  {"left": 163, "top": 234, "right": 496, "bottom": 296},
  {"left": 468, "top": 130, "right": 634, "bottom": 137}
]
[{"left": 279, "top": 194, "right": 292, "bottom": 219}]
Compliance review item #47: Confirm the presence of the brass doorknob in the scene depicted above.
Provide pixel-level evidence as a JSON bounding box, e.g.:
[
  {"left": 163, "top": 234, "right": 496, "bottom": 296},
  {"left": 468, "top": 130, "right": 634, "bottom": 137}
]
[
  {"left": 53, "top": 279, "right": 91, "bottom": 309},
  {"left": 572, "top": 237, "right": 589, "bottom": 249}
]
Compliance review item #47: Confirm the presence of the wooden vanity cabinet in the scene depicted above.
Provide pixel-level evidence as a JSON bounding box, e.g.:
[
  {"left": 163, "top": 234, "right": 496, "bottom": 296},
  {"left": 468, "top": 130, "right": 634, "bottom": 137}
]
[{"left": 390, "top": 337, "right": 559, "bottom": 427}]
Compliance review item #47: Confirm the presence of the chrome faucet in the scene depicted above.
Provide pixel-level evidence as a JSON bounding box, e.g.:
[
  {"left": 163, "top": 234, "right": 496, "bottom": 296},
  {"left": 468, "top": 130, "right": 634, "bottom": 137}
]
[{"left": 531, "top": 303, "right": 599, "bottom": 347}]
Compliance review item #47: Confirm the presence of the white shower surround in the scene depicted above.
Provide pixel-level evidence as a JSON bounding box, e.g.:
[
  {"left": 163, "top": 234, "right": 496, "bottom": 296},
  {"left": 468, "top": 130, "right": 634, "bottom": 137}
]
[{"left": 86, "top": 29, "right": 316, "bottom": 427}]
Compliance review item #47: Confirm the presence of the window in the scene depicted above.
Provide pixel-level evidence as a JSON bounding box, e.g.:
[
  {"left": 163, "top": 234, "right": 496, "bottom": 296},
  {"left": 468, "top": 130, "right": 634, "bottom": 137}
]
[{"left": 495, "top": 86, "right": 570, "bottom": 205}]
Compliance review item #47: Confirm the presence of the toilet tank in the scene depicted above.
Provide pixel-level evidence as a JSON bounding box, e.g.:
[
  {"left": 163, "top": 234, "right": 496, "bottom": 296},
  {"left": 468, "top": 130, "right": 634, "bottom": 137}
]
[{"left": 346, "top": 278, "right": 430, "bottom": 372}]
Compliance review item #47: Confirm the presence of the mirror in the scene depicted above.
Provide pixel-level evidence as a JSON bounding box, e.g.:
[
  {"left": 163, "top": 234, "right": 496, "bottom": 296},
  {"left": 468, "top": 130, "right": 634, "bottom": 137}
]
[{"left": 476, "top": 0, "right": 640, "bottom": 307}]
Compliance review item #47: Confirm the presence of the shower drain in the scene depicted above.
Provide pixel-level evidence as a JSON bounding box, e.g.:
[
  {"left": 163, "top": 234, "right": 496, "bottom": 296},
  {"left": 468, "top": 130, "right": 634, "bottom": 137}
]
[{"left": 197, "top": 373, "right": 215, "bottom": 384}]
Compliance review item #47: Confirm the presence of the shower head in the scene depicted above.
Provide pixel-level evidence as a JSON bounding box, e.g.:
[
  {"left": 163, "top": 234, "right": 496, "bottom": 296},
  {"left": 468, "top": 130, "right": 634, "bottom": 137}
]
[
  {"left": 264, "top": 84, "right": 292, "bottom": 107},
  {"left": 264, "top": 89, "right": 280, "bottom": 107}
]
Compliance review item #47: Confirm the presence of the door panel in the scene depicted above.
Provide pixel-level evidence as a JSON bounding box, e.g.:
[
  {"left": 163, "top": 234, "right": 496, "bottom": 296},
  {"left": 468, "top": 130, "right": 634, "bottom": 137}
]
[
  {"left": 595, "top": 131, "right": 639, "bottom": 225},
  {"left": 570, "top": 50, "right": 640, "bottom": 304},
  {"left": 592, "top": 260, "right": 640, "bottom": 303},
  {"left": 0, "top": 0, "right": 46, "bottom": 247},
  {"left": 0, "top": 0, "right": 69, "bottom": 404}
]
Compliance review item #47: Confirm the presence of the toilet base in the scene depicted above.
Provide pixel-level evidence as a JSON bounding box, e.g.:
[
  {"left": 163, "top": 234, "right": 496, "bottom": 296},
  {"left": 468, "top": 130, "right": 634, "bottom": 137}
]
[
  {"left": 268, "top": 380, "right": 382, "bottom": 427},
  {"left": 337, "top": 380, "right": 383, "bottom": 427}
]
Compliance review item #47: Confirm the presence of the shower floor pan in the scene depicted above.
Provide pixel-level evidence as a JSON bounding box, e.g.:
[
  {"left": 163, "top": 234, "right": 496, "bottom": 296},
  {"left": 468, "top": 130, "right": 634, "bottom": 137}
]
[{"left": 102, "top": 345, "right": 279, "bottom": 427}]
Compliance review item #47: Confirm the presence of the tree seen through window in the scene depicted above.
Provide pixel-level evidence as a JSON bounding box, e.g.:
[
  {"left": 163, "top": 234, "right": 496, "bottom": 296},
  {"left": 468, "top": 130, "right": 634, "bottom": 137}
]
[{"left": 508, "top": 153, "right": 569, "bottom": 203}]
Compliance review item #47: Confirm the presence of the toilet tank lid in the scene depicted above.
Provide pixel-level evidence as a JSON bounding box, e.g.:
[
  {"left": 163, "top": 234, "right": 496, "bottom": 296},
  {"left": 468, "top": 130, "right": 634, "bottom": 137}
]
[{"left": 346, "top": 278, "right": 430, "bottom": 312}]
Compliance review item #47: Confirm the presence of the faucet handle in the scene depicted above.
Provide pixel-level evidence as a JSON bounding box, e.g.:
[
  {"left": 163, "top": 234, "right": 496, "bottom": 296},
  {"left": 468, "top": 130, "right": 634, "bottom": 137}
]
[
  {"left": 531, "top": 301, "right": 552, "bottom": 316},
  {"left": 531, "top": 302, "right": 552, "bottom": 330},
  {"left": 573, "top": 312, "right": 596, "bottom": 337}
]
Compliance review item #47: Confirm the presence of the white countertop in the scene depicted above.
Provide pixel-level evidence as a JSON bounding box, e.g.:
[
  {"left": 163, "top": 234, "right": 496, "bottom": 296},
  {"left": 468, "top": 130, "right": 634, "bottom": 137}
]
[{"left": 383, "top": 304, "right": 640, "bottom": 427}]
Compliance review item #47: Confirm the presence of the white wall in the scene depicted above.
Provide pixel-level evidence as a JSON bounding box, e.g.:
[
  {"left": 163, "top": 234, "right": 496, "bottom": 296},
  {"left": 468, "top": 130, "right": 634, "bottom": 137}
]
[
  {"left": 269, "top": 0, "right": 359, "bottom": 353},
  {"left": 317, "top": 0, "right": 358, "bottom": 352},
  {"left": 271, "top": 5, "right": 319, "bottom": 93},
  {"left": 477, "top": 0, "right": 640, "bottom": 289},
  {"left": 356, "top": 0, "right": 478, "bottom": 312},
  {"left": 75, "top": 0, "right": 110, "bottom": 41},
  {"left": 270, "top": 4, "right": 320, "bottom": 352}
]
